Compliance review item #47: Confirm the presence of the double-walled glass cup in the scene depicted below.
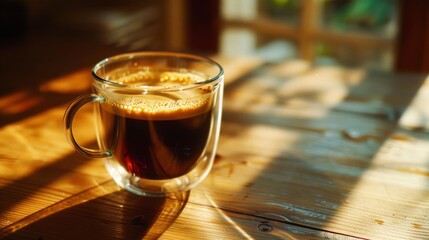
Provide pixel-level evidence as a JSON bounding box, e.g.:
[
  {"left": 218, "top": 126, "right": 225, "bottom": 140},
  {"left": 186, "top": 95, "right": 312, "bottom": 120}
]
[{"left": 64, "top": 52, "right": 223, "bottom": 196}]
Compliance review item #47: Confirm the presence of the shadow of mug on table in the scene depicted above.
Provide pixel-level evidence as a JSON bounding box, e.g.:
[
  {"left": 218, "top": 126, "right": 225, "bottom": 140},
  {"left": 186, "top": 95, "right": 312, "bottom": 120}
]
[{"left": 1, "top": 180, "right": 190, "bottom": 239}]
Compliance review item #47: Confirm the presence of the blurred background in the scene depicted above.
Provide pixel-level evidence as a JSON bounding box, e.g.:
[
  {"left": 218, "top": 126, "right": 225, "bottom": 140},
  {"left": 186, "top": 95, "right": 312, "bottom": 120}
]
[{"left": 0, "top": 0, "right": 428, "bottom": 94}]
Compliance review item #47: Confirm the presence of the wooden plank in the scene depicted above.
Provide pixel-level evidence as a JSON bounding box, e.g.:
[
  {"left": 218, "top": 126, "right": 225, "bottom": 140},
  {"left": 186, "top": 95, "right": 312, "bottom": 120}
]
[
  {"left": 162, "top": 201, "right": 363, "bottom": 240},
  {"left": 191, "top": 122, "right": 429, "bottom": 239},
  {"left": 2, "top": 180, "right": 361, "bottom": 240},
  {"left": 181, "top": 63, "right": 429, "bottom": 239},
  {"left": 0, "top": 56, "right": 266, "bottom": 235},
  {"left": 1, "top": 58, "right": 429, "bottom": 239},
  {"left": 1, "top": 179, "right": 363, "bottom": 240}
]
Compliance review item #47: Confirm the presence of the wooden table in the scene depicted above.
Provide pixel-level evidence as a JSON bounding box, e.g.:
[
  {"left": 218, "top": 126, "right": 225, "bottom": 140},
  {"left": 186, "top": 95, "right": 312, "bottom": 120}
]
[{"left": 1, "top": 56, "right": 429, "bottom": 239}]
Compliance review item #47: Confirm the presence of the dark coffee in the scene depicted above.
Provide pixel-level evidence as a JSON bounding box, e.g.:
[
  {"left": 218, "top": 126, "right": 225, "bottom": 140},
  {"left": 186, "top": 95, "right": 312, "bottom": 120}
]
[{"left": 99, "top": 102, "right": 212, "bottom": 180}]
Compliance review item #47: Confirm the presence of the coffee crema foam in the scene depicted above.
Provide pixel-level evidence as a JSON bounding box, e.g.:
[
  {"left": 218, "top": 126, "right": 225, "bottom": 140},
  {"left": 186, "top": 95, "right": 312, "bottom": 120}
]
[
  {"left": 100, "top": 71, "right": 213, "bottom": 120},
  {"left": 108, "top": 70, "right": 205, "bottom": 86}
]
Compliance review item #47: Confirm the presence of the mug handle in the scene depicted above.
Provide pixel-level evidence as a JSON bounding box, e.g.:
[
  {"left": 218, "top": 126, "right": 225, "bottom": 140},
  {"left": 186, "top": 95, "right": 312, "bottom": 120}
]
[{"left": 63, "top": 94, "right": 112, "bottom": 158}]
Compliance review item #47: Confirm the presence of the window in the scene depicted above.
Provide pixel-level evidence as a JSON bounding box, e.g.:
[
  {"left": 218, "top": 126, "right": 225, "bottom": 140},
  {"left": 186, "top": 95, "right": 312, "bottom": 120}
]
[{"left": 220, "top": 0, "right": 398, "bottom": 71}]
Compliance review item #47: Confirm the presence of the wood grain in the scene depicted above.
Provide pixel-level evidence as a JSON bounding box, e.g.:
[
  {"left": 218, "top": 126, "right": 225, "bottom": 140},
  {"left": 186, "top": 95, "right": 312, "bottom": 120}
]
[{"left": 1, "top": 57, "right": 429, "bottom": 239}]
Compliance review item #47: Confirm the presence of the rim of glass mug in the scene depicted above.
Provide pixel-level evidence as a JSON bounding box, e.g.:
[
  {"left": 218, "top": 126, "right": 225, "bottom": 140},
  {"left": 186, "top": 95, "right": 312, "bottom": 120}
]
[{"left": 91, "top": 51, "right": 224, "bottom": 91}]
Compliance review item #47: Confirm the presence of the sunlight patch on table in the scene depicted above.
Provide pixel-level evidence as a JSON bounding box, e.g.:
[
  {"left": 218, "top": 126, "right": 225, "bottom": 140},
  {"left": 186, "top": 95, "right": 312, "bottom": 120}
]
[
  {"left": 0, "top": 67, "right": 111, "bottom": 228},
  {"left": 325, "top": 129, "right": 429, "bottom": 239},
  {"left": 0, "top": 91, "right": 42, "bottom": 115},
  {"left": 0, "top": 104, "right": 94, "bottom": 163},
  {"left": 225, "top": 63, "right": 366, "bottom": 113},
  {"left": 39, "top": 68, "right": 92, "bottom": 94},
  {"left": 0, "top": 103, "right": 105, "bottom": 220},
  {"left": 399, "top": 75, "right": 429, "bottom": 131},
  {"left": 210, "top": 123, "right": 300, "bottom": 192}
]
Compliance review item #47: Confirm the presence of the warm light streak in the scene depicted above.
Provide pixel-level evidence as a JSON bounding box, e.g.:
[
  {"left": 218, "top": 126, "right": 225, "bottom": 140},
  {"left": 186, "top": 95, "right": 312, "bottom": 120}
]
[
  {"left": 0, "top": 91, "right": 42, "bottom": 115},
  {"left": 399, "top": 75, "right": 429, "bottom": 130},
  {"left": 267, "top": 60, "right": 311, "bottom": 77},
  {"left": 39, "top": 68, "right": 92, "bottom": 94},
  {"left": 0, "top": 91, "right": 28, "bottom": 108}
]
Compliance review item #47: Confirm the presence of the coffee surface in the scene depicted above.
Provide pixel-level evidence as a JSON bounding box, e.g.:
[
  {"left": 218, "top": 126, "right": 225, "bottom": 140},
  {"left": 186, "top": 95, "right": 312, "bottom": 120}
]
[{"left": 98, "top": 71, "right": 214, "bottom": 179}]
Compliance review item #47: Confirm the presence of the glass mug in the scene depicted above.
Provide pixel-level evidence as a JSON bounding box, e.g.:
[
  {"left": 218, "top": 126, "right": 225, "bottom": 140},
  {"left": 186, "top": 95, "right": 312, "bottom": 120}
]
[{"left": 64, "top": 52, "right": 223, "bottom": 196}]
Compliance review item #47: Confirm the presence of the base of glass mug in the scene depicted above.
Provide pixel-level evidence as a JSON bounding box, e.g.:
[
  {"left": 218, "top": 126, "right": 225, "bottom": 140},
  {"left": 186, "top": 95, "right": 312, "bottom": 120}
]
[{"left": 103, "top": 156, "right": 213, "bottom": 197}]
